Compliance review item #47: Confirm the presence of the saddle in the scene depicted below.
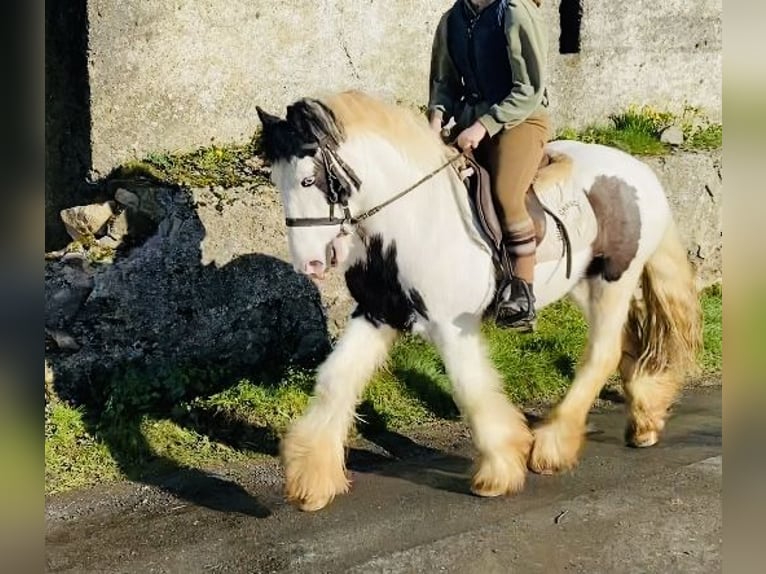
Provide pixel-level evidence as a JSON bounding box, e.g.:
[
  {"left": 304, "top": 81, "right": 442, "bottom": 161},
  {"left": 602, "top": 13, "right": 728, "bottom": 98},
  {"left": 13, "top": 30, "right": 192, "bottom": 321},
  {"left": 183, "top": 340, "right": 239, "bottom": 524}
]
[{"left": 458, "top": 151, "right": 573, "bottom": 279}]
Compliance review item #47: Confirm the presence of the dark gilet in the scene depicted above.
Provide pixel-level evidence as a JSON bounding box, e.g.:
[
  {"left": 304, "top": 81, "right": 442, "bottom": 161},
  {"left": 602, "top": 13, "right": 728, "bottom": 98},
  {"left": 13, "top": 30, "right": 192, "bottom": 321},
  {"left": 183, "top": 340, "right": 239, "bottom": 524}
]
[{"left": 446, "top": 0, "right": 513, "bottom": 107}]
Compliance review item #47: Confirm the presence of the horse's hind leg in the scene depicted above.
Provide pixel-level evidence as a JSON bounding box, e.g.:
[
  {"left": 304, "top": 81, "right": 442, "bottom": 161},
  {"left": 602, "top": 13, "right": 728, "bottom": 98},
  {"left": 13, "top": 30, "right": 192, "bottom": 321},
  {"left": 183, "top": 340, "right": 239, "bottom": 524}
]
[
  {"left": 529, "top": 268, "right": 642, "bottom": 474},
  {"left": 619, "top": 327, "right": 680, "bottom": 447},
  {"left": 619, "top": 224, "right": 701, "bottom": 447},
  {"left": 432, "top": 320, "right": 532, "bottom": 497},
  {"left": 281, "top": 317, "right": 397, "bottom": 511}
]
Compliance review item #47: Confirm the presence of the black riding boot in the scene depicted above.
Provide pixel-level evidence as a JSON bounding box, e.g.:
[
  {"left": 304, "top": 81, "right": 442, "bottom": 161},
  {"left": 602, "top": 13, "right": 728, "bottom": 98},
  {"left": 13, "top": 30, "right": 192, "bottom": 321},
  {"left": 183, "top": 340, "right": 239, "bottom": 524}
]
[{"left": 494, "top": 276, "right": 537, "bottom": 332}]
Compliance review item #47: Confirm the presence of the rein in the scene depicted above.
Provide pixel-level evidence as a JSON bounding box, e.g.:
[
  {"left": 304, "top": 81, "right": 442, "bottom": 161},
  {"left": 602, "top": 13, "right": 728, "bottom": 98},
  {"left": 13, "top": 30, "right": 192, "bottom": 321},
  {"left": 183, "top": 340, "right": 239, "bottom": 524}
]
[{"left": 284, "top": 146, "right": 469, "bottom": 229}]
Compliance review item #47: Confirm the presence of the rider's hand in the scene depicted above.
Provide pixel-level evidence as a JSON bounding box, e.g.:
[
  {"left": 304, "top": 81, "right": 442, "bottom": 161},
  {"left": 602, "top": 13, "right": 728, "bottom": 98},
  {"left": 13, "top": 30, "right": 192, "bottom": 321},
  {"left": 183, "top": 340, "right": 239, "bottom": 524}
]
[
  {"left": 456, "top": 121, "right": 488, "bottom": 152},
  {"left": 429, "top": 110, "right": 444, "bottom": 133}
]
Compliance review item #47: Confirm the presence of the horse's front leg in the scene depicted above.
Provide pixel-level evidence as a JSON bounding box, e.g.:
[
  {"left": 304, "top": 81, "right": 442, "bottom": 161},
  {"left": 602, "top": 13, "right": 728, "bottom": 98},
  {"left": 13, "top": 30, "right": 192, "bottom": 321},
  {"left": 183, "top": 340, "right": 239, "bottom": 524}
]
[
  {"left": 432, "top": 320, "right": 533, "bottom": 497},
  {"left": 281, "top": 317, "right": 397, "bottom": 511}
]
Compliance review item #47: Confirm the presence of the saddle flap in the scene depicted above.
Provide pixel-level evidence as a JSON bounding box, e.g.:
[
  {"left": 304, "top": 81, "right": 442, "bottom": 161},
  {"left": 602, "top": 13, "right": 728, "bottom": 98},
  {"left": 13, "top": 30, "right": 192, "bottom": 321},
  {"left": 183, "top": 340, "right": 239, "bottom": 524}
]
[
  {"left": 462, "top": 153, "right": 547, "bottom": 255},
  {"left": 462, "top": 153, "right": 504, "bottom": 255}
]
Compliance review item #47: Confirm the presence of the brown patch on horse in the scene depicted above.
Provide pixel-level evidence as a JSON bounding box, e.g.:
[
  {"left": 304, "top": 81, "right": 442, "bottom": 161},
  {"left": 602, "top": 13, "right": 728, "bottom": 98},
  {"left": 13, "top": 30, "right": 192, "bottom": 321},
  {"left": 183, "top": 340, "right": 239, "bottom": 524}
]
[{"left": 586, "top": 175, "right": 642, "bottom": 282}]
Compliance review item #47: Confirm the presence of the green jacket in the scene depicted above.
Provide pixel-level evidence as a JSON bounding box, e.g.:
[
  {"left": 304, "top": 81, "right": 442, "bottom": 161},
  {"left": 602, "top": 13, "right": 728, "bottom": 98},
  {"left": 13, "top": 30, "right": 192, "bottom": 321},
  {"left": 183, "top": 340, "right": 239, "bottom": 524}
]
[{"left": 428, "top": 0, "right": 549, "bottom": 136}]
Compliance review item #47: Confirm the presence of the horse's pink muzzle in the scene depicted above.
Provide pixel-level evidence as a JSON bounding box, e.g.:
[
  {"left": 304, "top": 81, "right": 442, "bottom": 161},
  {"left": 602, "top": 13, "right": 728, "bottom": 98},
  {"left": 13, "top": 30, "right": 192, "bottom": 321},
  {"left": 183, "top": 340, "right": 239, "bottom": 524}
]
[
  {"left": 299, "top": 234, "right": 351, "bottom": 280},
  {"left": 303, "top": 260, "right": 326, "bottom": 279}
]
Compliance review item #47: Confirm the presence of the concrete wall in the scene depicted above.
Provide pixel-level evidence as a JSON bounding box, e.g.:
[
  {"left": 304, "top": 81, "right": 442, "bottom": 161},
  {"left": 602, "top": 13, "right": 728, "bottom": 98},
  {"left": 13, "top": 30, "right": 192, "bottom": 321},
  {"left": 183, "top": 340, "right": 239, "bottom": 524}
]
[
  {"left": 84, "top": 0, "right": 722, "bottom": 176},
  {"left": 546, "top": 0, "right": 722, "bottom": 131}
]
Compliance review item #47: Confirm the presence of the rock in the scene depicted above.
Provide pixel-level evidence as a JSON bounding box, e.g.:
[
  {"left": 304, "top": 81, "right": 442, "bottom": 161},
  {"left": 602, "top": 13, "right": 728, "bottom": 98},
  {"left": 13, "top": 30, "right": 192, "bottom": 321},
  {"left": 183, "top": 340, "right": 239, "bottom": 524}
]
[
  {"left": 45, "top": 360, "right": 54, "bottom": 386},
  {"left": 60, "top": 201, "right": 115, "bottom": 241},
  {"left": 61, "top": 251, "right": 87, "bottom": 265},
  {"left": 108, "top": 210, "right": 130, "bottom": 240},
  {"left": 45, "top": 262, "right": 95, "bottom": 328},
  {"left": 660, "top": 125, "right": 685, "bottom": 146},
  {"left": 45, "top": 184, "right": 331, "bottom": 405},
  {"left": 97, "top": 236, "right": 120, "bottom": 249},
  {"left": 46, "top": 329, "right": 80, "bottom": 351},
  {"left": 245, "top": 157, "right": 263, "bottom": 171},
  {"left": 114, "top": 188, "right": 140, "bottom": 210}
]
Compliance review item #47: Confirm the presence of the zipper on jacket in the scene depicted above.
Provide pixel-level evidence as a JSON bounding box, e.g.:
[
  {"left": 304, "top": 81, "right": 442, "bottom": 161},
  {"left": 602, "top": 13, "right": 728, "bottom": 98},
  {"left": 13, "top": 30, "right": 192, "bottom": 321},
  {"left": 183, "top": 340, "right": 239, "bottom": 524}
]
[{"left": 467, "top": 14, "right": 481, "bottom": 101}]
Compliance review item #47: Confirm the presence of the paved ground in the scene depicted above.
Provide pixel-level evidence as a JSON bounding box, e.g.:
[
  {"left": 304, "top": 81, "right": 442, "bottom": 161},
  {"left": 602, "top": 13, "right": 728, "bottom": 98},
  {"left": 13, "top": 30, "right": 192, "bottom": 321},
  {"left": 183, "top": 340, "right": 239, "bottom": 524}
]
[{"left": 46, "top": 387, "right": 721, "bottom": 573}]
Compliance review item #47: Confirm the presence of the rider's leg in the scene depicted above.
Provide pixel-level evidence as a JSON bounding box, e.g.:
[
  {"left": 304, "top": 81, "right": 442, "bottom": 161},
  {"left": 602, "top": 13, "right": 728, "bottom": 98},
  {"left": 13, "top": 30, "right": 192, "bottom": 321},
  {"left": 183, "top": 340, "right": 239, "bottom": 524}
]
[{"left": 486, "top": 112, "right": 551, "bottom": 330}]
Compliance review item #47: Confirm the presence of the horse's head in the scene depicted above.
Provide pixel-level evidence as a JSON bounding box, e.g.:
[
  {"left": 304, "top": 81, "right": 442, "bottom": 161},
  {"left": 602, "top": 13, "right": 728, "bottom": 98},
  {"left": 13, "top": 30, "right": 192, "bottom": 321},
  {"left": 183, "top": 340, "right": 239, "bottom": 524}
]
[{"left": 257, "top": 99, "right": 358, "bottom": 280}]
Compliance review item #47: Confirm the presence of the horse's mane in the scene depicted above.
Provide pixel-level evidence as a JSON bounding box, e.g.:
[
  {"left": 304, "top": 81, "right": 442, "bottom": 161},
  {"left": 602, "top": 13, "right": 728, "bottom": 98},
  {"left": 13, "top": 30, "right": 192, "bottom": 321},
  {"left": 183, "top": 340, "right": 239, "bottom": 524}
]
[{"left": 320, "top": 90, "right": 448, "bottom": 167}]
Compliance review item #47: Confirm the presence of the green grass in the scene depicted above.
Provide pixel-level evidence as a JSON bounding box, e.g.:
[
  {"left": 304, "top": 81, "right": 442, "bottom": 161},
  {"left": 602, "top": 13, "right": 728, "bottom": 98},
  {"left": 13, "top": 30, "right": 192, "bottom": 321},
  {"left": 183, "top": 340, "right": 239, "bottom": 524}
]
[
  {"left": 45, "top": 287, "right": 722, "bottom": 496},
  {"left": 111, "top": 137, "right": 267, "bottom": 189},
  {"left": 557, "top": 105, "right": 722, "bottom": 155},
  {"left": 45, "top": 402, "right": 121, "bottom": 494},
  {"left": 700, "top": 283, "right": 723, "bottom": 374}
]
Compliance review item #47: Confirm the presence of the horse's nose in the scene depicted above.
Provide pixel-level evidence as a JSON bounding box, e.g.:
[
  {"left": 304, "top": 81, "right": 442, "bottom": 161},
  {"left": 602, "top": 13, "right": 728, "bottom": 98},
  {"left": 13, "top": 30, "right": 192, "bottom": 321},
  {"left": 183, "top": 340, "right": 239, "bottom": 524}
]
[{"left": 303, "top": 260, "right": 326, "bottom": 279}]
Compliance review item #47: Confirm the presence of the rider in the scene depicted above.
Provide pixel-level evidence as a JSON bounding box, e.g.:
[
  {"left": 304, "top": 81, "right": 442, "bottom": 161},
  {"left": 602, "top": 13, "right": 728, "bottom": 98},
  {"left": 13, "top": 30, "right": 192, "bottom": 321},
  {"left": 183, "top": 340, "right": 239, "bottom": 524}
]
[{"left": 428, "top": 0, "right": 551, "bottom": 331}]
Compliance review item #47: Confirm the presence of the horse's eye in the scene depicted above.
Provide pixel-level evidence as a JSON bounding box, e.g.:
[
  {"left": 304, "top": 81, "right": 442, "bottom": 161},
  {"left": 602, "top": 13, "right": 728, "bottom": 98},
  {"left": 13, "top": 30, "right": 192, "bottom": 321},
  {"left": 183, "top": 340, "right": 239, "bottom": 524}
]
[{"left": 301, "top": 176, "right": 316, "bottom": 188}]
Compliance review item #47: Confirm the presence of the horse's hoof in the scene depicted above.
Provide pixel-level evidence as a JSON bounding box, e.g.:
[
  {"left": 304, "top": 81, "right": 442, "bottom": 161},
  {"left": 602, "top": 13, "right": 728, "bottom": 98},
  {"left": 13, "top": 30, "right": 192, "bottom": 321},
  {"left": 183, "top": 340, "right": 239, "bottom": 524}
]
[
  {"left": 624, "top": 413, "right": 665, "bottom": 448},
  {"left": 284, "top": 473, "right": 350, "bottom": 512},
  {"left": 626, "top": 427, "right": 659, "bottom": 448},
  {"left": 288, "top": 491, "right": 339, "bottom": 512},
  {"left": 528, "top": 419, "right": 584, "bottom": 475},
  {"left": 470, "top": 476, "right": 524, "bottom": 498},
  {"left": 281, "top": 429, "right": 350, "bottom": 512},
  {"left": 470, "top": 445, "right": 528, "bottom": 497}
]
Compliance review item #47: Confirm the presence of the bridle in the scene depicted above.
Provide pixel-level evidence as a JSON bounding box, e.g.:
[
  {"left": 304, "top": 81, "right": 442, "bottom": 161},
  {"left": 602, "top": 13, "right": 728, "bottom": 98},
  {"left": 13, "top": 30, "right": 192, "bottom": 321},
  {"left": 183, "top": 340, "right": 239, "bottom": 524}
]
[
  {"left": 284, "top": 139, "right": 468, "bottom": 231},
  {"left": 282, "top": 138, "right": 574, "bottom": 280}
]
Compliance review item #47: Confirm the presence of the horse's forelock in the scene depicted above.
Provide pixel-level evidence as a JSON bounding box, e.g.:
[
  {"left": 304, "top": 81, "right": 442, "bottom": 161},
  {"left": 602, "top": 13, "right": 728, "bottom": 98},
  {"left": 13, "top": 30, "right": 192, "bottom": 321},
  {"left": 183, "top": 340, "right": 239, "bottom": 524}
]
[
  {"left": 259, "top": 98, "right": 344, "bottom": 164},
  {"left": 286, "top": 99, "right": 344, "bottom": 147}
]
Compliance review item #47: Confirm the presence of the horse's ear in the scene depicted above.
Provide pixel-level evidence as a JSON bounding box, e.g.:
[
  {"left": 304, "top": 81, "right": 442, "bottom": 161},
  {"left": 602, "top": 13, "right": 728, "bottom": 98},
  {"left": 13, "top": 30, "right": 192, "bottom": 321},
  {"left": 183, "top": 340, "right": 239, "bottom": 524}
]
[{"left": 256, "top": 106, "right": 282, "bottom": 128}]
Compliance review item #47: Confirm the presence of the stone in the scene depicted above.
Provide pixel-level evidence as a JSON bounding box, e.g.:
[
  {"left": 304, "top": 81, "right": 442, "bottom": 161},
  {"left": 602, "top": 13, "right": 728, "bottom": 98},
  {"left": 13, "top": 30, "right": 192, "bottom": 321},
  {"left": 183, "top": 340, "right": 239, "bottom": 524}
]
[
  {"left": 60, "top": 201, "right": 116, "bottom": 241},
  {"left": 45, "top": 262, "right": 95, "bottom": 329},
  {"left": 97, "top": 236, "right": 120, "bottom": 249},
  {"left": 130, "top": 187, "right": 170, "bottom": 222},
  {"left": 114, "top": 188, "right": 140, "bottom": 210},
  {"left": 660, "top": 126, "right": 685, "bottom": 146},
  {"left": 45, "top": 183, "right": 331, "bottom": 405},
  {"left": 108, "top": 210, "right": 130, "bottom": 240},
  {"left": 46, "top": 329, "right": 80, "bottom": 351}
]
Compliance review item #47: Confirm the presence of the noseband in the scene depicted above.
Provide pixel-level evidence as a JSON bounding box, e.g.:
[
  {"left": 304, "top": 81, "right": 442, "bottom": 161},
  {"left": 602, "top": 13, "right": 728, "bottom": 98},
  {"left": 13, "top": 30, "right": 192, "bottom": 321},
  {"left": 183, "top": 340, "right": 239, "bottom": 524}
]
[{"left": 284, "top": 139, "right": 467, "bottom": 230}]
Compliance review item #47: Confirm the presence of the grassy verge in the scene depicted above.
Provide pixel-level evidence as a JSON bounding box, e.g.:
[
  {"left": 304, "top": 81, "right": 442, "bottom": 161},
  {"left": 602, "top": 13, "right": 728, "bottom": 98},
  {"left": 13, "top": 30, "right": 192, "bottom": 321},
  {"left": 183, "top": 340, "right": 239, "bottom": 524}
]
[
  {"left": 700, "top": 283, "right": 722, "bottom": 374},
  {"left": 110, "top": 137, "right": 268, "bottom": 189},
  {"left": 556, "top": 105, "right": 722, "bottom": 156},
  {"left": 45, "top": 286, "right": 722, "bottom": 496}
]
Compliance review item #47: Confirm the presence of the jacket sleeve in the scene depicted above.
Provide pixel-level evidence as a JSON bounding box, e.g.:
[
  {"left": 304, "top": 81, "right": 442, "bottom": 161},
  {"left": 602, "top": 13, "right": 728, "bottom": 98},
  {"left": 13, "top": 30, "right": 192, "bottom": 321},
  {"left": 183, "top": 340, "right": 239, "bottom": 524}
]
[
  {"left": 478, "top": 0, "right": 547, "bottom": 136},
  {"left": 428, "top": 12, "right": 460, "bottom": 120}
]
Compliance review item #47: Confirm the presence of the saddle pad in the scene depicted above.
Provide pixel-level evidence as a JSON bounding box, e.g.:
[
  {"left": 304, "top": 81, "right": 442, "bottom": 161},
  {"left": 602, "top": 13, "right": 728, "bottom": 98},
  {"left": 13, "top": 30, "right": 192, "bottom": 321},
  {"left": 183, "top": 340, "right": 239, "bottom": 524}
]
[
  {"left": 532, "top": 155, "right": 599, "bottom": 267},
  {"left": 461, "top": 152, "right": 598, "bottom": 271}
]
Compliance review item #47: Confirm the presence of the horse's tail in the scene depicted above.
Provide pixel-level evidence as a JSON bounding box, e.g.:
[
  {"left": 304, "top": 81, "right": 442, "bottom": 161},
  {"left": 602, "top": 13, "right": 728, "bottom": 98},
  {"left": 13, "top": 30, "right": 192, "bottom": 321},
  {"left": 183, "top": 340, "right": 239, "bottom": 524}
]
[{"left": 626, "top": 222, "right": 702, "bottom": 379}]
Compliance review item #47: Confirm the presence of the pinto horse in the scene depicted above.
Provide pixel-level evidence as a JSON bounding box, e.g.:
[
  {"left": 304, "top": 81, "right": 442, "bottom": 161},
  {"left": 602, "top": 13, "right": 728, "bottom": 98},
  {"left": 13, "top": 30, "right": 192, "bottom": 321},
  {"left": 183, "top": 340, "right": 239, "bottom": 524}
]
[{"left": 256, "top": 90, "right": 701, "bottom": 511}]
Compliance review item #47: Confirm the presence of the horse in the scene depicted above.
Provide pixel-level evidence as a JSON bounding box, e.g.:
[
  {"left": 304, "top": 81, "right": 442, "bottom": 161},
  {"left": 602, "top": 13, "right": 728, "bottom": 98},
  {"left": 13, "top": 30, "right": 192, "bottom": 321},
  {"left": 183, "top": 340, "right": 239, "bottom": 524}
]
[{"left": 256, "top": 90, "right": 701, "bottom": 512}]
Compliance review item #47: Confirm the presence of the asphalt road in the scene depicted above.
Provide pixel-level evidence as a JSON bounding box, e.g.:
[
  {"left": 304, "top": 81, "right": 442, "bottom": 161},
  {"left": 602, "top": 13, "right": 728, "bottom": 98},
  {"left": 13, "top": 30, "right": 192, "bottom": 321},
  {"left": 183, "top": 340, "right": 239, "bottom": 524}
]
[{"left": 46, "top": 387, "right": 721, "bottom": 573}]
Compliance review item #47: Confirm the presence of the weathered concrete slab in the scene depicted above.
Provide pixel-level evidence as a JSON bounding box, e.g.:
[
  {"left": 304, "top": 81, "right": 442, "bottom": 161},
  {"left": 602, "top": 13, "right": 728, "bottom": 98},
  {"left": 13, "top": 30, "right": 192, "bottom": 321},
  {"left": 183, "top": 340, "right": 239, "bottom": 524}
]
[{"left": 84, "top": 0, "right": 722, "bottom": 176}]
